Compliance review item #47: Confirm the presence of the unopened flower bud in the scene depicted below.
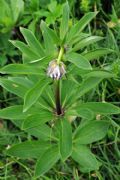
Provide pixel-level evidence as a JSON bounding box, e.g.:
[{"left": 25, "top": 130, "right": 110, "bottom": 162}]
[{"left": 47, "top": 60, "right": 66, "bottom": 80}]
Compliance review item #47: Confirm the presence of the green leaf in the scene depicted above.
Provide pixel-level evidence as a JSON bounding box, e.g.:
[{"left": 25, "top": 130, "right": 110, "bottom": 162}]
[
  {"left": 7, "top": 141, "right": 51, "bottom": 159},
  {"left": 66, "top": 52, "right": 92, "bottom": 70},
  {"left": 22, "top": 111, "right": 53, "bottom": 130},
  {"left": 20, "top": 27, "right": 44, "bottom": 57},
  {"left": 74, "top": 120, "right": 109, "bottom": 144},
  {"left": 35, "top": 145, "right": 59, "bottom": 177},
  {"left": 83, "top": 48, "right": 113, "bottom": 61},
  {"left": 83, "top": 70, "right": 115, "bottom": 78},
  {"left": 23, "top": 79, "right": 50, "bottom": 112},
  {"left": 77, "top": 77, "right": 102, "bottom": 98},
  {"left": 27, "top": 124, "right": 55, "bottom": 141},
  {"left": 10, "top": 0, "right": 24, "bottom": 23},
  {"left": 0, "top": 105, "right": 27, "bottom": 120},
  {"left": 60, "top": 80, "right": 78, "bottom": 108},
  {"left": 8, "top": 77, "right": 33, "bottom": 88},
  {"left": 0, "top": 78, "right": 28, "bottom": 97},
  {"left": 67, "top": 12, "right": 97, "bottom": 43},
  {"left": 70, "top": 33, "right": 90, "bottom": 46},
  {"left": 58, "top": 119, "right": 72, "bottom": 161},
  {"left": 40, "top": 21, "right": 56, "bottom": 55},
  {"left": 9, "top": 117, "right": 55, "bottom": 141},
  {"left": 9, "top": 40, "right": 40, "bottom": 62},
  {"left": 47, "top": 28, "right": 60, "bottom": 45},
  {"left": 60, "top": 2, "right": 69, "bottom": 40},
  {"left": 0, "top": 64, "right": 44, "bottom": 75},
  {"left": 66, "top": 108, "right": 94, "bottom": 120},
  {"left": 72, "top": 36, "right": 103, "bottom": 51},
  {"left": 72, "top": 144, "right": 101, "bottom": 172},
  {"left": 41, "top": 85, "right": 56, "bottom": 109},
  {"left": 77, "top": 102, "right": 120, "bottom": 114}
]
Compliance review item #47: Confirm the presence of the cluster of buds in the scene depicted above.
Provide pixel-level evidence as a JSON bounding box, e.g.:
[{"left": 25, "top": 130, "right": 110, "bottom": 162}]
[{"left": 47, "top": 60, "right": 66, "bottom": 80}]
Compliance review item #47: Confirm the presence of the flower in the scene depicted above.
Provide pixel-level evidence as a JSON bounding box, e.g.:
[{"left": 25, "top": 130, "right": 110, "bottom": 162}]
[{"left": 47, "top": 60, "right": 66, "bottom": 80}]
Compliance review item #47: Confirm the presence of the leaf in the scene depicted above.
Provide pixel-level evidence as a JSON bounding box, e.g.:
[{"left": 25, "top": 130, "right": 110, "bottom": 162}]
[
  {"left": 67, "top": 12, "right": 97, "bottom": 43},
  {"left": 10, "top": 0, "right": 24, "bottom": 23},
  {"left": 22, "top": 110, "right": 53, "bottom": 130},
  {"left": 20, "top": 27, "right": 44, "bottom": 57},
  {"left": 46, "top": 28, "right": 60, "bottom": 45},
  {"left": 70, "top": 33, "right": 90, "bottom": 46},
  {"left": 83, "top": 48, "right": 113, "bottom": 61},
  {"left": 35, "top": 145, "right": 59, "bottom": 177},
  {"left": 58, "top": 119, "right": 72, "bottom": 161},
  {"left": 74, "top": 120, "right": 109, "bottom": 144},
  {"left": 77, "top": 102, "right": 120, "bottom": 114},
  {"left": 9, "top": 40, "right": 40, "bottom": 61},
  {"left": 66, "top": 108, "right": 94, "bottom": 120},
  {"left": 66, "top": 52, "right": 92, "bottom": 70},
  {"left": 77, "top": 77, "right": 102, "bottom": 98},
  {"left": 60, "top": 2, "right": 69, "bottom": 40},
  {"left": 0, "top": 78, "right": 28, "bottom": 97},
  {"left": 60, "top": 80, "right": 78, "bottom": 108},
  {"left": 23, "top": 79, "right": 50, "bottom": 112},
  {"left": 40, "top": 21, "right": 56, "bottom": 55},
  {"left": 0, "top": 64, "right": 44, "bottom": 75},
  {"left": 41, "top": 85, "right": 56, "bottom": 109},
  {"left": 7, "top": 141, "right": 51, "bottom": 159},
  {"left": 72, "top": 36, "right": 103, "bottom": 51},
  {"left": 84, "top": 70, "right": 115, "bottom": 78},
  {"left": 27, "top": 124, "right": 55, "bottom": 141},
  {"left": 72, "top": 144, "right": 101, "bottom": 172},
  {"left": 0, "top": 105, "right": 27, "bottom": 120},
  {"left": 9, "top": 118, "right": 55, "bottom": 141},
  {"left": 8, "top": 77, "right": 33, "bottom": 88}
]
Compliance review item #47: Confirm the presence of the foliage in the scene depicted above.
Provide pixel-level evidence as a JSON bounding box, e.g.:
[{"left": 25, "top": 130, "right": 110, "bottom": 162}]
[{"left": 0, "top": 0, "right": 120, "bottom": 179}]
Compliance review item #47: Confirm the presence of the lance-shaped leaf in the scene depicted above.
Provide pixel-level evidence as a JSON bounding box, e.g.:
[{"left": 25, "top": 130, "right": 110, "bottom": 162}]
[
  {"left": 10, "top": 0, "right": 24, "bottom": 23},
  {"left": 77, "top": 77, "right": 102, "bottom": 98},
  {"left": 83, "top": 70, "right": 115, "bottom": 78},
  {"left": 67, "top": 12, "right": 97, "bottom": 43},
  {"left": 83, "top": 48, "right": 113, "bottom": 61},
  {"left": 58, "top": 118, "right": 72, "bottom": 161},
  {"left": 72, "top": 36, "right": 104, "bottom": 51},
  {"left": 60, "top": 80, "right": 78, "bottom": 108},
  {"left": 20, "top": 27, "right": 44, "bottom": 57},
  {"left": 40, "top": 21, "right": 55, "bottom": 56},
  {"left": 66, "top": 52, "right": 92, "bottom": 70},
  {"left": 77, "top": 102, "right": 120, "bottom": 114},
  {"left": 9, "top": 40, "right": 40, "bottom": 60},
  {"left": 0, "top": 105, "right": 27, "bottom": 119},
  {"left": 22, "top": 110, "right": 53, "bottom": 130},
  {"left": 10, "top": 117, "right": 55, "bottom": 141},
  {"left": 35, "top": 145, "right": 59, "bottom": 177},
  {"left": 72, "top": 144, "right": 101, "bottom": 172},
  {"left": 27, "top": 124, "right": 55, "bottom": 141},
  {"left": 0, "top": 78, "right": 28, "bottom": 97},
  {"left": 73, "top": 120, "right": 109, "bottom": 144},
  {"left": 60, "top": 2, "right": 69, "bottom": 40},
  {"left": 66, "top": 108, "right": 94, "bottom": 120},
  {"left": 23, "top": 79, "right": 50, "bottom": 112},
  {"left": 0, "top": 64, "right": 44, "bottom": 75},
  {"left": 6, "top": 141, "right": 51, "bottom": 159}
]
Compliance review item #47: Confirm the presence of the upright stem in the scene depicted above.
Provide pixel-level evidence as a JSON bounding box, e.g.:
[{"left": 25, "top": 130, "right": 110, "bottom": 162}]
[
  {"left": 55, "top": 80, "right": 61, "bottom": 115},
  {"left": 57, "top": 47, "right": 64, "bottom": 64},
  {"left": 55, "top": 46, "right": 64, "bottom": 115}
]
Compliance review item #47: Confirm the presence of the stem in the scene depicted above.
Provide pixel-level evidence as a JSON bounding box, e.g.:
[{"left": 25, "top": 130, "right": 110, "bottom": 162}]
[
  {"left": 57, "top": 47, "right": 64, "bottom": 64},
  {"left": 55, "top": 80, "right": 61, "bottom": 115},
  {"left": 55, "top": 46, "right": 64, "bottom": 115}
]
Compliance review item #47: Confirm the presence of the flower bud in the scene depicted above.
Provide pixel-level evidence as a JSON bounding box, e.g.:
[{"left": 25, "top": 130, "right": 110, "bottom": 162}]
[{"left": 47, "top": 60, "right": 66, "bottom": 80}]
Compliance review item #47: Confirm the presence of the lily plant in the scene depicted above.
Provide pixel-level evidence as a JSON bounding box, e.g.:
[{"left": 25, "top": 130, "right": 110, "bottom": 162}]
[{"left": 0, "top": 2, "right": 120, "bottom": 178}]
